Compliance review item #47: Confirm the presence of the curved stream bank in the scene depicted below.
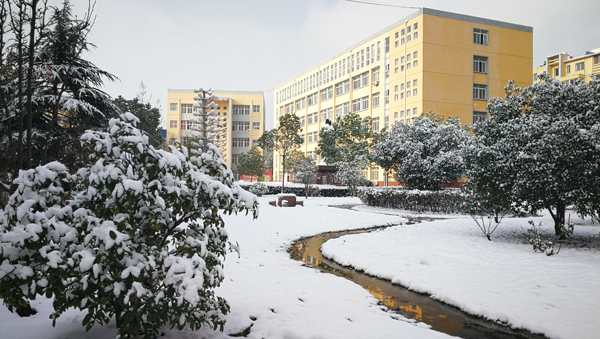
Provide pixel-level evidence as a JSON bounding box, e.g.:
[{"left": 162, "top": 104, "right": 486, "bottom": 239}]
[{"left": 288, "top": 220, "right": 548, "bottom": 339}]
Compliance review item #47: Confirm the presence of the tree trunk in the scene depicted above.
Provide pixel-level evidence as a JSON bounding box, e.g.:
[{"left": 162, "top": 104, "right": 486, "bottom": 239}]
[
  {"left": 281, "top": 154, "right": 286, "bottom": 194},
  {"left": 554, "top": 200, "right": 566, "bottom": 238},
  {"left": 25, "top": 0, "right": 39, "bottom": 169}
]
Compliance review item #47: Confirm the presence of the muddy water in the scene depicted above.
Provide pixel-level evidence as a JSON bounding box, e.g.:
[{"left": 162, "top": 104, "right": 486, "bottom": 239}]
[{"left": 289, "top": 224, "right": 548, "bottom": 339}]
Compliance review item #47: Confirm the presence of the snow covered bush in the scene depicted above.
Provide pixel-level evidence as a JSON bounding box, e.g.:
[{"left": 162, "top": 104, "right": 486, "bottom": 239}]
[
  {"left": 335, "top": 157, "right": 369, "bottom": 196},
  {"left": 465, "top": 76, "right": 600, "bottom": 237},
  {"left": 372, "top": 114, "right": 470, "bottom": 190},
  {"left": 249, "top": 182, "right": 268, "bottom": 197},
  {"left": 358, "top": 188, "right": 465, "bottom": 213},
  {"left": 524, "top": 221, "right": 573, "bottom": 256},
  {"left": 0, "top": 113, "right": 258, "bottom": 338}
]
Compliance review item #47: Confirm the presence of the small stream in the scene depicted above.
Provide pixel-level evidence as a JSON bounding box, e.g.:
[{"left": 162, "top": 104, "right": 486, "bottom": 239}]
[{"left": 288, "top": 216, "right": 548, "bottom": 339}]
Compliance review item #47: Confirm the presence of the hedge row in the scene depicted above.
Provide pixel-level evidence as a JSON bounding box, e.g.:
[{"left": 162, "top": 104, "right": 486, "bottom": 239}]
[
  {"left": 238, "top": 184, "right": 350, "bottom": 197},
  {"left": 358, "top": 188, "right": 466, "bottom": 213}
]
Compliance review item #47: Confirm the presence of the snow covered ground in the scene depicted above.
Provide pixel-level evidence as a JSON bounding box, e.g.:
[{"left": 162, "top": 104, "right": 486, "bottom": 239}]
[
  {"left": 322, "top": 205, "right": 600, "bottom": 339},
  {"left": 1, "top": 196, "right": 598, "bottom": 339}
]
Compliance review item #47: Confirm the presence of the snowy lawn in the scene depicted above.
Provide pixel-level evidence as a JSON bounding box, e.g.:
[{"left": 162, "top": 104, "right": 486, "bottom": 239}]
[
  {"left": 0, "top": 196, "right": 453, "bottom": 339},
  {"left": 322, "top": 206, "right": 600, "bottom": 339}
]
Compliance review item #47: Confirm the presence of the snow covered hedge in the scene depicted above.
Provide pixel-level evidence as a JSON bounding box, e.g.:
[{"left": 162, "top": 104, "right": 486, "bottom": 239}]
[
  {"left": 358, "top": 188, "right": 465, "bottom": 213},
  {"left": 0, "top": 113, "right": 258, "bottom": 338},
  {"left": 238, "top": 183, "right": 350, "bottom": 197}
]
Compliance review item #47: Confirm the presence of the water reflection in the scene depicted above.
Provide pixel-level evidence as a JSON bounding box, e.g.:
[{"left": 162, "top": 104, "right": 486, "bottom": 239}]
[{"left": 290, "top": 227, "right": 548, "bottom": 339}]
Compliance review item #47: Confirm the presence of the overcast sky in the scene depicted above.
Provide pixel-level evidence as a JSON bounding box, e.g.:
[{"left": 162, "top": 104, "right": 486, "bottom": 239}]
[{"left": 58, "top": 0, "right": 600, "bottom": 129}]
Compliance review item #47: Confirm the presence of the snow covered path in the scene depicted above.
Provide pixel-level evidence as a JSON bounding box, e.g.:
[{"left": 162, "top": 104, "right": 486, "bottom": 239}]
[
  {"left": 322, "top": 206, "right": 600, "bottom": 339},
  {"left": 0, "top": 197, "right": 455, "bottom": 339}
]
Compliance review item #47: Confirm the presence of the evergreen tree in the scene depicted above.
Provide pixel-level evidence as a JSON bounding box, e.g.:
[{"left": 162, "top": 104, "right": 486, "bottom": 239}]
[
  {"left": 317, "top": 112, "right": 374, "bottom": 165},
  {"left": 372, "top": 114, "right": 469, "bottom": 190},
  {"left": 465, "top": 76, "right": 600, "bottom": 236},
  {"left": 113, "top": 95, "right": 162, "bottom": 148},
  {"left": 286, "top": 151, "right": 317, "bottom": 198},
  {"left": 237, "top": 147, "right": 264, "bottom": 181},
  {"left": 258, "top": 114, "right": 303, "bottom": 193}
]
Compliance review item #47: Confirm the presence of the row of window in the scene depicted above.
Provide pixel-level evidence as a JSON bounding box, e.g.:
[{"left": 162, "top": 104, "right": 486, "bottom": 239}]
[
  {"left": 278, "top": 25, "right": 490, "bottom": 106},
  {"left": 276, "top": 38, "right": 387, "bottom": 104},
  {"left": 170, "top": 120, "right": 260, "bottom": 131},
  {"left": 170, "top": 103, "right": 233, "bottom": 113}
]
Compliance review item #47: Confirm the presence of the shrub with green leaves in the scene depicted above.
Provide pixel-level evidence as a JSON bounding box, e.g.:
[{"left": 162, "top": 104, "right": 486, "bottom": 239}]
[{"left": 0, "top": 113, "right": 258, "bottom": 338}]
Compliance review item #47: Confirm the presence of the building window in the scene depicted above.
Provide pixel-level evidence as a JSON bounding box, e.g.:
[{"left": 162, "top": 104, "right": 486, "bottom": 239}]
[
  {"left": 371, "top": 167, "right": 379, "bottom": 181},
  {"left": 353, "top": 72, "right": 369, "bottom": 90},
  {"left": 394, "top": 94, "right": 398, "bottom": 101},
  {"left": 336, "top": 80, "right": 350, "bottom": 96},
  {"left": 407, "top": 26, "right": 411, "bottom": 33},
  {"left": 395, "top": 41, "right": 399, "bottom": 48},
  {"left": 575, "top": 62, "right": 585, "bottom": 72},
  {"left": 181, "top": 104, "right": 193, "bottom": 114},
  {"left": 413, "top": 60, "right": 418, "bottom": 67},
  {"left": 180, "top": 120, "right": 194, "bottom": 130},
  {"left": 308, "top": 93, "right": 318, "bottom": 106},
  {"left": 361, "top": 96, "right": 369, "bottom": 110},
  {"left": 473, "top": 111, "right": 487, "bottom": 124},
  {"left": 533, "top": 73, "right": 538, "bottom": 81},
  {"left": 401, "top": 28, "right": 405, "bottom": 36},
  {"left": 554, "top": 68, "right": 559, "bottom": 77},
  {"left": 473, "top": 28, "right": 489, "bottom": 45},
  {"left": 253, "top": 122, "right": 261, "bottom": 130},
  {"left": 296, "top": 98, "right": 306, "bottom": 110},
  {"left": 407, "top": 35, "right": 411, "bottom": 42},
  {"left": 169, "top": 137, "right": 177, "bottom": 145},
  {"left": 307, "top": 112, "right": 318, "bottom": 125},
  {"left": 372, "top": 117, "right": 380, "bottom": 131},
  {"left": 406, "top": 91, "right": 411, "bottom": 98},
  {"left": 400, "top": 110, "right": 405, "bottom": 117},
  {"left": 321, "top": 108, "right": 333, "bottom": 122},
  {"left": 321, "top": 86, "right": 333, "bottom": 101},
  {"left": 233, "top": 105, "right": 250, "bottom": 115},
  {"left": 373, "top": 68, "right": 380, "bottom": 83},
  {"left": 253, "top": 139, "right": 259, "bottom": 147},
  {"left": 169, "top": 120, "right": 177, "bottom": 128},
  {"left": 473, "top": 55, "right": 488, "bottom": 73},
  {"left": 222, "top": 106, "right": 227, "bottom": 110},
  {"left": 401, "top": 38, "right": 405, "bottom": 45},
  {"left": 232, "top": 138, "right": 250, "bottom": 148},
  {"left": 170, "top": 103, "right": 178, "bottom": 111},
  {"left": 413, "top": 107, "right": 417, "bottom": 116},
  {"left": 594, "top": 55, "right": 600, "bottom": 65},
  {"left": 233, "top": 121, "right": 250, "bottom": 131},
  {"left": 372, "top": 93, "right": 380, "bottom": 107},
  {"left": 307, "top": 131, "right": 319, "bottom": 143},
  {"left": 413, "top": 32, "right": 418, "bottom": 39},
  {"left": 353, "top": 98, "right": 361, "bottom": 112},
  {"left": 414, "top": 22, "right": 418, "bottom": 30},
  {"left": 413, "top": 89, "right": 418, "bottom": 96},
  {"left": 473, "top": 84, "right": 487, "bottom": 100},
  {"left": 566, "top": 65, "right": 571, "bottom": 74},
  {"left": 253, "top": 105, "right": 261, "bottom": 113}
]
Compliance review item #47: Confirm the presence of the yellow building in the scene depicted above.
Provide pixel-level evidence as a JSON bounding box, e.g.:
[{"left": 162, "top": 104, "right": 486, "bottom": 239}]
[
  {"left": 273, "top": 8, "right": 532, "bottom": 185},
  {"left": 166, "top": 89, "right": 265, "bottom": 179},
  {"left": 533, "top": 48, "right": 600, "bottom": 83}
]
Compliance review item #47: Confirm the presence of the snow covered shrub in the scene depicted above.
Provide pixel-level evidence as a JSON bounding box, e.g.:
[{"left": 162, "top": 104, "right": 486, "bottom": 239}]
[
  {"left": 524, "top": 220, "right": 574, "bottom": 256},
  {"left": 463, "top": 194, "right": 506, "bottom": 241},
  {"left": 358, "top": 188, "right": 465, "bottom": 213},
  {"left": 249, "top": 182, "right": 268, "bottom": 197},
  {"left": 335, "top": 156, "right": 369, "bottom": 196},
  {"left": 0, "top": 113, "right": 258, "bottom": 338},
  {"left": 372, "top": 115, "right": 470, "bottom": 190}
]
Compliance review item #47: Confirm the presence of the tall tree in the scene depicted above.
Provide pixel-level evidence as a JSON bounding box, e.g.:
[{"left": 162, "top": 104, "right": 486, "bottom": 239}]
[
  {"left": 287, "top": 151, "right": 317, "bottom": 198},
  {"left": 258, "top": 113, "right": 303, "bottom": 193},
  {"left": 464, "top": 76, "right": 600, "bottom": 236},
  {"left": 317, "top": 112, "right": 374, "bottom": 165},
  {"left": 237, "top": 146, "right": 264, "bottom": 181},
  {"left": 372, "top": 114, "right": 469, "bottom": 190},
  {"left": 0, "top": 0, "right": 118, "bottom": 198}
]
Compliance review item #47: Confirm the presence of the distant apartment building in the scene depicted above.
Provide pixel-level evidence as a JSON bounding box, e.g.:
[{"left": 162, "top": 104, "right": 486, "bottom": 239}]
[
  {"left": 166, "top": 90, "right": 265, "bottom": 178},
  {"left": 533, "top": 48, "right": 600, "bottom": 83},
  {"left": 273, "top": 8, "right": 533, "bottom": 185}
]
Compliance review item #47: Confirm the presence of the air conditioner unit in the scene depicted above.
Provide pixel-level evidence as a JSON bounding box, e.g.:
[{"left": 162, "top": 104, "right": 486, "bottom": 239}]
[{"left": 373, "top": 80, "right": 380, "bottom": 86}]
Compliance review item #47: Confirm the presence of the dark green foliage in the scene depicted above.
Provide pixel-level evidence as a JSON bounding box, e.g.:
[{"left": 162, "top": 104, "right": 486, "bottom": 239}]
[
  {"left": 113, "top": 96, "right": 163, "bottom": 148},
  {"left": 237, "top": 147, "right": 264, "bottom": 178}
]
